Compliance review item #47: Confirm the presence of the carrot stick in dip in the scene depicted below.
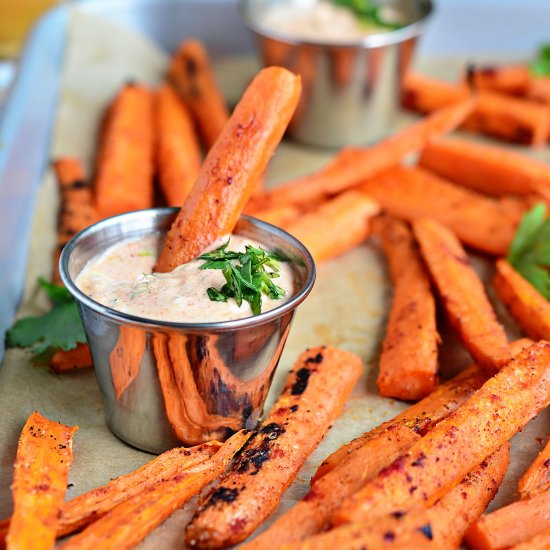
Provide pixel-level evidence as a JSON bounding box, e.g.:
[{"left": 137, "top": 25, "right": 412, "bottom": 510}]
[
  {"left": 517, "top": 436, "right": 550, "bottom": 499},
  {"left": 185, "top": 346, "right": 363, "bottom": 549},
  {"left": 331, "top": 341, "right": 550, "bottom": 526},
  {"left": 414, "top": 218, "right": 511, "bottom": 371},
  {"left": 109, "top": 326, "right": 146, "bottom": 399},
  {"left": 6, "top": 412, "right": 77, "bottom": 550},
  {"left": 168, "top": 39, "right": 230, "bottom": 150},
  {"left": 155, "top": 84, "right": 202, "bottom": 206},
  {"left": 155, "top": 66, "right": 301, "bottom": 272},
  {"left": 94, "top": 83, "right": 155, "bottom": 219},
  {"left": 375, "top": 216, "right": 438, "bottom": 400}
]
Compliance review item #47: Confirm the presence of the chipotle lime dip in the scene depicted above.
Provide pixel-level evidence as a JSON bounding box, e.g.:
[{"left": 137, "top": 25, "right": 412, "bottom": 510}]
[{"left": 75, "top": 234, "right": 295, "bottom": 323}]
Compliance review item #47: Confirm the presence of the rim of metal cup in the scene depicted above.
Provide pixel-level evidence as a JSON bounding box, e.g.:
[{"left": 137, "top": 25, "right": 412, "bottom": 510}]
[
  {"left": 238, "top": 0, "right": 434, "bottom": 49},
  {"left": 59, "top": 208, "right": 316, "bottom": 332}
]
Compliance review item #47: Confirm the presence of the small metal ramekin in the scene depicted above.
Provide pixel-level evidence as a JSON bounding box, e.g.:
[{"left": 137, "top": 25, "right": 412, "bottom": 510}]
[
  {"left": 60, "top": 208, "right": 315, "bottom": 453},
  {"left": 239, "top": 0, "right": 433, "bottom": 148}
]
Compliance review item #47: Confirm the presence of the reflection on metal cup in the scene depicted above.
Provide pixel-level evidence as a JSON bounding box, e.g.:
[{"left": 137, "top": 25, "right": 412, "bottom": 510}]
[
  {"left": 60, "top": 209, "right": 315, "bottom": 453},
  {"left": 240, "top": 0, "right": 433, "bottom": 148}
]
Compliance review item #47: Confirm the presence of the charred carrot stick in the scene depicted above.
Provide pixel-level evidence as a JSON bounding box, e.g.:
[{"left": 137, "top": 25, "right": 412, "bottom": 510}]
[
  {"left": 282, "top": 444, "right": 509, "bottom": 550},
  {"left": 155, "top": 67, "right": 301, "bottom": 272},
  {"left": 465, "top": 64, "right": 531, "bottom": 96},
  {"left": 359, "top": 166, "right": 518, "bottom": 256},
  {"left": 413, "top": 218, "right": 511, "bottom": 371},
  {"left": 59, "top": 431, "right": 250, "bottom": 550},
  {"left": 509, "top": 527, "right": 550, "bottom": 550},
  {"left": 375, "top": 216, "right": 438, "bottom": 401},
  {"left": 109, "top": 326, "right": 146, "bottom": 399},
  {"left": 332, "top": 341, "right": 550, "bottom": 527},
  {"left": 241, "top": 424, "right": 420, "bottom": 549},
  {"left": 155, "top": 84, "right": 202, "bottom": 206},
  {"left": 402, "top": 72, "right": 471, "bottom": 113},
  {"left": 6, "top": 412, "right": 77, "bottom": 550},
  {"left": 245, "top": 98, "right": 475, "bottom": 212},
  {"left": 168, "top": 39, "right": 230, "bottom": 150},
  {"left": 465, "top": 489, "right": 550, "bottom": 550},
  {"left": 284, "top": 191, "right": 380, "bottom": 263},
  {"left": 185, "top": 346, "right": 363, "bottom": 549},
  {"left": 94, "top": 83, "right": 155, "bottom": 219},
  {"left": 252, "top": 204, "right": 301, "bottom": 228},
  {"left": 419, "top": 137, "right": 550, "bottom": 197},
  {"left": 49, "top": 343, "right": 93, "bottom": 373},
  {"left": 52, "top": 158, "right": 96, "bottom": 284},
  {"left": 517, "top": 437, "right": 550, "bottom": 499},
  {"left": 493, "top": 259, "right": 550, "bottom": 342}
]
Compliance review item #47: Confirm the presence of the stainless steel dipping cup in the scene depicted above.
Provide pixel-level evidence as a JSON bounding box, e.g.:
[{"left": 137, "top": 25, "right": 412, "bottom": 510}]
[
  {"left": 60, "top": 209, "right": 315, "bottom": 453},
  {"left": 240, "top": 0, "right": 433, "bottom": 148}
]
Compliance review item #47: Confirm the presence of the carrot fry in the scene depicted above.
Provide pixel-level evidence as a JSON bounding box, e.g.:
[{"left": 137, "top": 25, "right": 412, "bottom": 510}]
[
  {"left": 465, "top": 64, "right": 531, "bottom": 96},
  {"left": 94, "top": 83, "right": 155, "bottom": 219},
  {"left": 155, "top": 84, "right": 202, "bottom": 206},
  {"left": 284, "top": 191, "right": 380, "bottom": 263},
  {"left": 413, "top": 218, "right": 511, "bottom": 371},
  {"left": 359, "top": 165, "right": 518, "bottom": 256},
  {"left": 282, "top": 444, "right": 509, "bottom": 550},
  {"left": 465, "top": 489, "right": 550, "bottom": 550},
  {"left": 155, "top": 67, "right": 301, "bottom": 272},
  {"left": 419, "top": 137, "right": 550, "bottom": 197},
  {"left": 246, "top": 98, "right": 475, "bottom": 211},
  {"left": 402, "top": 72, "right": 471, "bottom": 113},
  {"left": 6, "top": 412, "right": 78, "bottom": 550},
  {"left": 49, "top": 343, "right": 93, "bottom": 373},
  {"left": 493, "top": 259, "right": 550, "bottom": 342},
  {"left": 331, "top": 341, "right": 550, "bottom": 526},
  {"left": 52, "top": 158, "right": 96, "bottom": 284},
  {"left": 509, "top": 527, "right": 550, "bottom": 550},
  {"left": 185, "top": 346, "right": 363, "bottom": 549},
  {"left": 252, "top": 204, "right": 301, "bottom": 228},
  {"left": 517, "top": 436, "right": 550, "bottom": 499},
  {"left": 109, "top": 326, "right": 146, "bottom": 399},
  {"left": 168, "top": 39, "right": 230, "bottom": 150},
  {"left": 59, "top": 431, "right": 250, "bottom": 550},
  {"left": 241, "top": 424, "right": 420, "bottom": 549},
  {"left": 528, "top": 76, "right": 550, "bottom": 105},
  {"left": 375, "top": 216, "right": 438, "bottom": 400}
]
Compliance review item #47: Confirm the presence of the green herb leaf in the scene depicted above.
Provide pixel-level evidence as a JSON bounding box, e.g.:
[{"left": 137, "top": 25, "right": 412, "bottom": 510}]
[
  {"left": 199, "top": 243, "right": 287, "bottom": 314},
  {"left": 507, "top": 203, "right": 550, "bottom": 300},
  {"left": 6, "top": 278, "right": 86, "bottom": 355},
  {"left": 531, "top": 44, "right": 550, "bottom": 77},
  {"left": 331, "top": 0, "right": 404, "bottom": 30}
]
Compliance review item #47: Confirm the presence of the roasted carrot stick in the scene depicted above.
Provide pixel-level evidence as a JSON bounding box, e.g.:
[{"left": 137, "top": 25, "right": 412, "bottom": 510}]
[
  {"left": 49, "top": 343, "right": 93, "bottom": 373},
  {"left": 185, "top": 346, "right": 363, "bottom": 549},
  {"left": 419, "top": 137, "right": 550, "bottom": 197},
  {"left": 359, "top": 166, "right": 518, "bottom": 256},
  {"left": 465, "top": 489, "right": 550, "bottom": 550},
  {"left": 252, "top": 204, "right": 301, "bottom": 228},
  {"left": 6, "top": 412, "right": 77, "bottom": 550},
  {"left": 375, "top": 216, "right": 438, "bottom": 400},
  {"left": 109, "top": 326, "right": 146, "bottom": 399},
  {"left": 155, "top": 67, "right": 301, "bottom": 272},
  {"left": 331, "top": 341, "right": 550, "bottom": 526},
  {"left": 509, "top": 527, "right": 550, "bottom": 550},
  {"left": 517, "top": 436, "right": 550, "bottom": 499},
  {"left": 155, "top": 84, "right": 202, "bottom": 206},
  {"left": 413, "top": 218, "right": 511, "bottom": 371},
  {"left": 465, "top": 64, "right": 531, "bottom": 96},
  {"left": 168, "top": 39, "right": 230, "bottom": 150},
  {"left": 402, "top": 72, "right": 471, "bottom": 113},
  {"left": 59, "top": 431, "right": 250, "bottom": 550},
  {"left": 284, "top": 191, "right": 380, "bottom": 263},
  {"left": 493, "top": 259, "right": 550, "bottom": 342},
  {"left": 52, "top": 158, "right": 96, "bottom": 284},
  {"left": 528, "top": 76, "right": 550, "bottom": 105},
  {"left": 241, "top": 424, "right": 420, "bottom": 549},
  {"left": 245, "top": 98, "right": 474, "bottom": 212},
  {"left": 94, "top": 83, "right": 155, "bottom": 219},
  {"left": 281, "top": 444, "right": 509, "bottom": 550}
]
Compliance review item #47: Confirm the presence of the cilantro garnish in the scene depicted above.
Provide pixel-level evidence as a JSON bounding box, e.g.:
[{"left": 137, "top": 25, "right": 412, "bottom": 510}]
[
  {"left": 507, "top": 203, "right": 550, "bottom": 300},
  {"left": 331, "top": 0, "right": 404, "bottom": 30},
  {"left": 199, "top": 240, "right": 286, "bottom": 315},
  {"left": 530, "top": 44, "right": 550, "bottom": 77},
  {"left": 6, "top": 278, "right": 86, "bottom": 355}
]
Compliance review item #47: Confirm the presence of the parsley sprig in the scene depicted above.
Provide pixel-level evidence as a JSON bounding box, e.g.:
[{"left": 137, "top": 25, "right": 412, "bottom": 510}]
[
  {"left": 531, "top": 44, "right": 550, "bottom": 77},
  {"left": 331, "top": 0, "right": 404, "bottom": 30},
  {"left": 199, "top": 240, "right": 286, "bottom": 315},
  {"left": 507, "top": 203, "right": 550, "bottom": 300}
]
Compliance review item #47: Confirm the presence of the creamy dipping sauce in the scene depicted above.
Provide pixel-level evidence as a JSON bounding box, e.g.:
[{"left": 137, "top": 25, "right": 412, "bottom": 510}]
[{"left": 75, "top": 234, "right": 295, "bottom": 323}]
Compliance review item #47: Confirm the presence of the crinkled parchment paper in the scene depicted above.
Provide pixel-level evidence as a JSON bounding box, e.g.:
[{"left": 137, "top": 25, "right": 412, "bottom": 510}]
[{"left": 0, "top": 8, "right": 548, "bottom": 548}]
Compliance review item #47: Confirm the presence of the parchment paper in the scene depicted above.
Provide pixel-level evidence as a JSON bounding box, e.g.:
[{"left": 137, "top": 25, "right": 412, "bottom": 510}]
[{"left": 0, "top": 8, "right": 549, "bottom": 548}]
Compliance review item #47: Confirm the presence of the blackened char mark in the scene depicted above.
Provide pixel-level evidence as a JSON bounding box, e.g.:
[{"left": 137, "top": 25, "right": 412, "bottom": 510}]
[
  {"left": 291, "top": 367, "right": 312, "bottom": 396},
  {"left": 234, "top": 423, "right": 285, "bottom": 475},
  {"left": 205, "top": 486, "right": 240, "bottom": 508}
]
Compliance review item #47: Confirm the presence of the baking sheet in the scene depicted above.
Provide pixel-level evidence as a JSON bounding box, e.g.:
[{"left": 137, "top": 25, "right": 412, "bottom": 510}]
[{"left": 0, "top": 7, "right": 549, "bottom": 548}]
